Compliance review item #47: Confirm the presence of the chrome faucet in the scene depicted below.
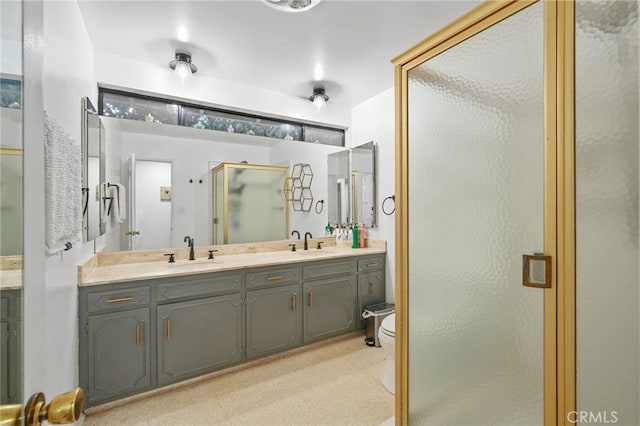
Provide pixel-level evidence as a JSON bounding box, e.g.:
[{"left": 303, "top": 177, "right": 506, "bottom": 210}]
[
  {"left": 291, "top": 230, "right": 300, "bottom": 240},
  {"left": 184, "top": 236, "right": 195, "bottom": 260},
  {"left": 304, "top": 232, "right": 313, "bottom": 251}
]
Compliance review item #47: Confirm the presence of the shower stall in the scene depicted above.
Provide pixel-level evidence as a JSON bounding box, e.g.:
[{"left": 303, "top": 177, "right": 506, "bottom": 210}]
[
  {"left": 394, "top": 0, "right": 638, "bottom": 424},
  {"left": 212, "top": 162, "right": 289, "bottom": 245}
]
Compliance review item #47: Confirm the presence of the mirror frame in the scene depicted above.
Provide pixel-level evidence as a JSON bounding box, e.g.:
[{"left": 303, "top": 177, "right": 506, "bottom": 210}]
[{"left": 81, "top": 96, "right": 105, "bottom": 242}]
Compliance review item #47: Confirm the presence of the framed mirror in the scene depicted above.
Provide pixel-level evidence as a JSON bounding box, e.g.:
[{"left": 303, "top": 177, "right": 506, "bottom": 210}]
[
  {"left": 351, "top": 141, "right": 376, "bottom": 227},
  {"left": 327, "top": 149, "right": 351, "bottom": 225},
  {"left": 81, "top": 96, "right": 105, "bottom": 242}
]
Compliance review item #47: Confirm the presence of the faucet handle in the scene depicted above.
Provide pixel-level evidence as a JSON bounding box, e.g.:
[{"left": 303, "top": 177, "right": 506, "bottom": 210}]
[
  {"left": 289, "top": 243, "right": 297, "bottom": 252},
  {"left": 316, "top": 241, "right": 324, "bottom": 250},
  {"left": 208, "top": 249, "right": 218, "bottom": 259},
  {"left": 164, "top": 253, "right": 175, "bottom": 263}
]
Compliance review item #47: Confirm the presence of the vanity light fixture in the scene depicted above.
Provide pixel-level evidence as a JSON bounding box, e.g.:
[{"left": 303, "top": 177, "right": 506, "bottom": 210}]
[
  {"left": 309, "top": 87, "right": 329, "bottom": 109},
  {"left": 169, "top": 53, "right": 197, "bottom": 78},
  {"left": 259, "top": 0, "right": 322, "bottom": 13}
]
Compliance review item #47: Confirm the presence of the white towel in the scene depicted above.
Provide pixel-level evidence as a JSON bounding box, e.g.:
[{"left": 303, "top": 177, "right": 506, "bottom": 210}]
[
  {"left": 112, "top": 183, "right": 127, "bottom": 224},
  {"left": 44, "top": 112, "right": 82, "bottom": 254}
]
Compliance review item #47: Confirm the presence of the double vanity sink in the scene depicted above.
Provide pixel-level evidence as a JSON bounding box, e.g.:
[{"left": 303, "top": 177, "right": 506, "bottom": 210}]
[{"left": 78, "top": 239, "right": 387, "bottom": 407}]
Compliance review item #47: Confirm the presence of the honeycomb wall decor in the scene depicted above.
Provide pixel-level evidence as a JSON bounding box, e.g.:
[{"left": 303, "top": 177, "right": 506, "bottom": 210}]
[{"left": 284, "top": 163, "right": 314, "bottom": 212}]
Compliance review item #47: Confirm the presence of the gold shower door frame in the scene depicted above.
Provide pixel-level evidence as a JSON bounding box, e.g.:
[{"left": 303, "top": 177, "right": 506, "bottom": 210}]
[
  {"left": 211, "top": 162, "right": 290, "bottom": 244},
  {"left": 393, "top": 1, "right": 577, "bottom": 425}
]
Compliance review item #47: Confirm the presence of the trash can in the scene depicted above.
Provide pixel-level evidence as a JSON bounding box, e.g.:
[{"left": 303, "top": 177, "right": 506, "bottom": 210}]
[{"left": 362, "top": 302, "right": 395, "bottom": 347}]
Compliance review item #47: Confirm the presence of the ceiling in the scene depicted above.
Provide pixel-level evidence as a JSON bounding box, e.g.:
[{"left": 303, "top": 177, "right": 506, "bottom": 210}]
[{"left": 77, "top": 0, "right": 481, "bottom": 108}]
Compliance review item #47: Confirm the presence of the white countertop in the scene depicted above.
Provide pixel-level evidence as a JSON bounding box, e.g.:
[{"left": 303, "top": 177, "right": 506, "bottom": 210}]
[
  {"left": 0, "top": 269, "right": 22, "bottom": 290},
  {"left": 80, "top": 246, "right": 386, "bottom": 287}
]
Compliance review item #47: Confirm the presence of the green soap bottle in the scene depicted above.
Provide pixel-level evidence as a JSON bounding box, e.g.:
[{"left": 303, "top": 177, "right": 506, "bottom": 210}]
[{"left": 352, "top": 224, "right": 359, "bottom": 249}]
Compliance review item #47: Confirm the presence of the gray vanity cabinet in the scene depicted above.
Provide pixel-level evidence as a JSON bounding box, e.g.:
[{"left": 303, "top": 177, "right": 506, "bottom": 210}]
[
  {"left": 356, "top": 255, "right": 386, "bottom": 329},
  {"left": 0, "top": 290, "right": 21, "bottom": 404},
  {"left": 86, "top": 307, "right": 151, "bottom": 405},
  {"left": 157, "top": 294, "right": 243, "bottom": 386},
  {"left": 302, "top": 259, "right": 357, "bottom": 343},
  {"left": 246, "top": 283, "right": 301, "bottom": 360}
]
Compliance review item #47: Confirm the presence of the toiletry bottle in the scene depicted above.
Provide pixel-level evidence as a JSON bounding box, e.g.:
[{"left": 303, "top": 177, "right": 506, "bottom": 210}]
[
  {"left": 352, "top": 224, "right": 359, "bottom": 249},
  {"left": 359, "top": 225, "right": 365, "bottom": 248}
]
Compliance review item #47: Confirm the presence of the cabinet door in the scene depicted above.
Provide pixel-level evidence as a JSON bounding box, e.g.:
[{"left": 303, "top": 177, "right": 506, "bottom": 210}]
[
  {"left": 157, "top": 294, "right": 243, "bottom": 386},
  {"left": 246, "top": 284, "right": 301, "bottom": 360},
  {"left": 303, "top": 276, "right": 356, "bottom": 343},
  {"left": 357, "top": 272, "right": 386, "bottom": 329},
  {"left": 0, "top": 321, "right": 9, "bottom": 403},
  {"left": 87, "top": 307, "right": 151, "bottom": 405}
]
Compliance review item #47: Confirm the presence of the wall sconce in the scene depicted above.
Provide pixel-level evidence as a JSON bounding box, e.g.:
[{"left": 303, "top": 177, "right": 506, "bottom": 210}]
[
  {"left": 309, "top": 87, "right": 329, "bottom": 109},
  {"left": 169, "top": 53, "right": 197, "bottom": 78}
]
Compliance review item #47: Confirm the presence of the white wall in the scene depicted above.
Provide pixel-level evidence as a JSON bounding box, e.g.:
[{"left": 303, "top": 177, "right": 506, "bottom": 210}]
[
  {"left": 39, "top": 0, "right": 95, "bottom": 398},
  {"left": 94, "top": 52, "right": 351, "bottom": 130},
  {"left": 350, "top": 88, "right": 395, "bottom": 303}
]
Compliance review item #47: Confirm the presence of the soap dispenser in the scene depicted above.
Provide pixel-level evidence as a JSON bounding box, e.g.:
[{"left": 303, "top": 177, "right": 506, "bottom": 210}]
[{"left": 352, "top": 224, "right": 359, "bottom": 249}]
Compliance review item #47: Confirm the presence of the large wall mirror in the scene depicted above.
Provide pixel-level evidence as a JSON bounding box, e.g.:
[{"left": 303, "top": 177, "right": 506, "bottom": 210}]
[
  {"left": 81, "top": 96, "right": 105, "bottom": 242},
  {"left": 0, "top": 0, "right": 23, "bottom": 405}
]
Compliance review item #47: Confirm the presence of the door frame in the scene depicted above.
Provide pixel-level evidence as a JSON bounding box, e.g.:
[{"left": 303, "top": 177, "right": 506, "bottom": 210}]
[{"left": 392, "top": 1, "right": 575, "bottom": 424}]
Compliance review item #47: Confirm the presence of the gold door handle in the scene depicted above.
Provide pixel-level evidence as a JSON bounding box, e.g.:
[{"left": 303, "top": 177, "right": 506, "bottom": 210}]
[
  {"left": 291, "top": 294, "right": 296, "bottom": 313},
  {"left": 166, "top": 319, "right": 172, "bottom": 340},
  {"left": 136, "top": 323, "right": 141, "bottom": 346},
  {"left": 106, "top": 296, "right": 133, "bottom": 304},
  {"left": 369, "top": 282, "right": 374, "bottom": 295},
  {"left": 22, "top": 388, "right": 84, "bottom": 426},
  {"left": 308, "top": 292, "right": 313, "bottom": 308},
  {"left": 367, "top": 262, "right": 379, "bottom": 267},
  {"left": 266, "top": 275, "right": 283, "bottom": 281}
]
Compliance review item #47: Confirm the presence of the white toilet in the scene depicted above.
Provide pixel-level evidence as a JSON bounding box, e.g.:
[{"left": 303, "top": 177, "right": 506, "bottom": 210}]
[{"left": 378, "top": 312, "right": 396, "bottom": 395}]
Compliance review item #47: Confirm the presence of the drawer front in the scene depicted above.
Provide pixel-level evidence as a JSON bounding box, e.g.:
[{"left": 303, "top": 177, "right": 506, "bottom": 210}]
[
  {"left": 246, "top": 266, "right": 301, "bottom": 289},
  {"left": 157, "top": 272, "right": 242, "bottom": 302},
  {"left": 357, "top": 255, "right": 385, "bottom": 273},
  {"left": 302, "top": 259, "right": 356, "bottom": 281},
  {"left": 87, "top": 286, "right": 150, "bottom": 313}
]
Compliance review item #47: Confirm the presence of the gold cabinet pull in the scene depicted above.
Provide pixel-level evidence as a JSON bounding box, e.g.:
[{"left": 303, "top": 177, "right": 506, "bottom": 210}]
[
  {"left": 166, "top": 319, "right": 172, "bottom": 340},
  {"left": 136, "top": 323, "right": 141, "bottom": 346},
  {"left": 291, "top": 294, "right": 296, "bottom": 313},
  {"left": 367, "top": 262, "right": 379, "bottom": 267},
  {"left": 266, "top": 275, "right": 283, "bottom": 281},
  {"left": 369, "top": 282, "right": 374, "bottom": 295},
  {"left": 308, "top": 292, "right": 313, "bottom": 308},
  {"left": 106, "top": 296, "right": 134, "bottom": 304}
]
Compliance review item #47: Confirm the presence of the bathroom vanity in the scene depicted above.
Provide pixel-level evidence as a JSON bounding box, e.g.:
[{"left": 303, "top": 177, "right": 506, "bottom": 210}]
[{"left": 78, "top": 242, "right": 386, "bottom": 407}]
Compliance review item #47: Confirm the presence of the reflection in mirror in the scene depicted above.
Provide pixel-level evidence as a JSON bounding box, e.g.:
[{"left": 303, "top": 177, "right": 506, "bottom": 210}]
[
  {"left": 327, "top": 150, "right": 351, "bottom": 226},
  {"left": 81, "top": 97, "right": 105, "bottom": 242},
  {"left": 351, "top": 141, "right": 376, "bottom": 227},
  {"left": 212, "top": 163, "right": 289, "bottom": 244},
  {"left": 0, "top": 0, "right": 23, "bottom": 405}
]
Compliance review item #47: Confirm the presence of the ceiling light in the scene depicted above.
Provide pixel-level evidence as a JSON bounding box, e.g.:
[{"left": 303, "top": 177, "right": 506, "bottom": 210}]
[
  {"left": 169, "top": 53, "right": 197, "bottom": 78},
  {"left": 309, "top": 87, "right": 329, "bottom": 109},
  {"left": 259, "top": 0, "right": 322, "bottom": 13}
]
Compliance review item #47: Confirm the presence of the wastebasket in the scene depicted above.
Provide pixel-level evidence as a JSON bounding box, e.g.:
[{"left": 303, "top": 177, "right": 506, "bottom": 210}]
[{"left": 362, "top": 302, "right": 395, "bottom": 347}]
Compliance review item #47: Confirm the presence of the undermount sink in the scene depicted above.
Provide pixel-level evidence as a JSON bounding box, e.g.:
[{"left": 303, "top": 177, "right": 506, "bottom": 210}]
[
  {"left": 294, "top": 248, "right": 336, "bottom": 256},
  {"left": 168, "top": 258, "right": 221, "bottom": 267}
]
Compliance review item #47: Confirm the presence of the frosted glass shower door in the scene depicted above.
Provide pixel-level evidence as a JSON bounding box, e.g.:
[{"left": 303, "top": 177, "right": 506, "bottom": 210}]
[
  {"left": 406, "top": 2, "right": 546, "bottom": 424},
  {"left": 575, "top": 2, "right": 639, "bottom": 425}
]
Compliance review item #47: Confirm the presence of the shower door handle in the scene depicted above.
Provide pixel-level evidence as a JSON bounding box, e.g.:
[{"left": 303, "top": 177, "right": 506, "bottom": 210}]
[{"left": 522, "top": 253, "right": 552, "bottom": 288}]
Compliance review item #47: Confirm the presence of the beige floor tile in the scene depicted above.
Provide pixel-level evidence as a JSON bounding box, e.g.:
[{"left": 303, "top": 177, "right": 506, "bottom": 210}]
[{"left": 84, "top": 333, "right": 394, "bottom": 426}]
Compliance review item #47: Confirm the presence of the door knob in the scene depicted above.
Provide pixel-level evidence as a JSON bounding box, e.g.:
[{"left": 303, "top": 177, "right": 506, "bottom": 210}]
[{"left": 25, "top": 388, "right": 84, "bottom": 425}]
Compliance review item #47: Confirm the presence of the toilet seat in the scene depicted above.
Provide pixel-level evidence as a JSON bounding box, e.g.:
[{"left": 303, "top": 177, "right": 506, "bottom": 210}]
[{"left": 380, "top": 313, "right": 395, "bottom": 338}]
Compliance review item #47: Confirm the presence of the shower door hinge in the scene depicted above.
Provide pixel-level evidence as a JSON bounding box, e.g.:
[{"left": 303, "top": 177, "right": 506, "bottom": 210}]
[{"left": 522, "top": 253, "right": 552, "bottom": 288}]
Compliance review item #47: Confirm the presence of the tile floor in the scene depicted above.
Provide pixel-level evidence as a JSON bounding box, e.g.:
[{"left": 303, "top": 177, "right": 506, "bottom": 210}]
[{"left": 83, "top": 332, "right": 394, "bottom": 426}]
